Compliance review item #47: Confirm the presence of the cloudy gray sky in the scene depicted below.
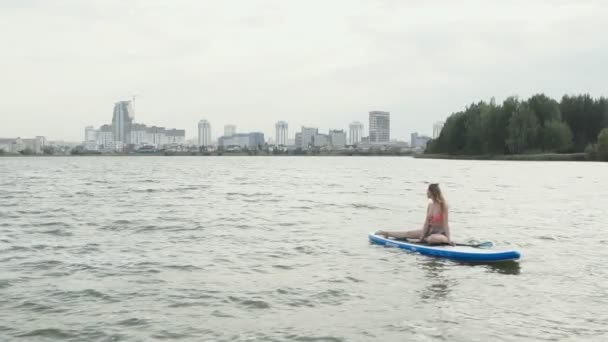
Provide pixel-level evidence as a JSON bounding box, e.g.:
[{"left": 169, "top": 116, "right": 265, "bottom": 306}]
[{"left": 1, "top": 0, "right": 607, "bottom": 142}]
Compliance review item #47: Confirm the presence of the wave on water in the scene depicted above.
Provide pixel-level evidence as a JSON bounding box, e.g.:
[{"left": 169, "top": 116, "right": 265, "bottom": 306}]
[
  {"left": 59, "top": 289, "right": 115, "bottom": 302},
  {"left": 228, "top": 296, "right": 271, "bottom": 309},
  {"left": 163, "top": 264, "right": 203, "bottom": 271},
  {"left": 351, "top": 203, "right": 386, "bottom": 210},
  {"left": 210, "top": 309, "right": 234, "bottom": 318},
  {"left": 284, "top": 335, "right": 345, "bottom": 342},
  {"left": 16, "top": 210, "right": 44, "bottom": 215},
  {"left": 0, "top": 279, "right": 12, "bottom": 289},
  {"left": 16, "top": 328, "right": 77, "bottom": 339},
  {"left": 31, "top": 221, "right": 68, "bottom": 227},
  {"left": 40, "top": 229, "right": 73, "bottom": 237},
  {"left": 20, "top": 260, "right": 64, "bottom": 270},
  {"left": 14, "top": 301, "right": 67, "bottom": 314},
  {"left": 226, "top": 192, "right": 274, "bottom": 197},
  {"left": 116, "top": 318, "right": 150, "bottom": 327}
]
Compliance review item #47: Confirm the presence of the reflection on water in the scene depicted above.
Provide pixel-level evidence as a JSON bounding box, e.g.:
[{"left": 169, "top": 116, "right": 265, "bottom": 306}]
[
  {"left": 455, "top": 260, "right": 521, "bottom": 275},
  {"left": 418, "top": 259, "right": 456, "bottom": 301},
  {"left": 482, "top": 261, "right": 521, "bottom": 275},
  {"left": 416, "top": 258, "right": 520, "bottom": 301}
]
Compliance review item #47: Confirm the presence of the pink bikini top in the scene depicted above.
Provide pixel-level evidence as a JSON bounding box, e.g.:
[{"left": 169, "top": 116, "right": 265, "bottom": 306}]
[{"left": 428, "top": 212, "right": 444, "bottom": 224}]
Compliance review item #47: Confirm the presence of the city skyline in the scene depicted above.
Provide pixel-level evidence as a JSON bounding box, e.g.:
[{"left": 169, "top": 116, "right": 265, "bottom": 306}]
[
  {"left": 2, "top": 2, "right": 605, "bottom": 142},
  {"left": 69, "top": 103, "right": 416, "bottom": 144},
  {"left": 84, "top": 99, "right": 413, "bottom": 149},
  {"left": 79, "top": 98, "right": 416, "bottom": 151}
]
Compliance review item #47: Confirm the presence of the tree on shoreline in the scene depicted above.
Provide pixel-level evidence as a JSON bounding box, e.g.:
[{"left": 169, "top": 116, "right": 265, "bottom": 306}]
[
  {"left": 541, "top": 120, "right": 573, "bottom": 153},
  {"left": 20, "top": 148, "right": 34, "bottom": 155},
  {"left": 43, "top": 146, "right": 55, "bottom": 155},
  {"left": 506, "top": 104, "right": 539, "bottom": 154},
  {"left": 427, "top": 93, "right": 608, "bottom": 156},
  {"left": 598, "top": 128, "right": 608, "bottom": 161}
]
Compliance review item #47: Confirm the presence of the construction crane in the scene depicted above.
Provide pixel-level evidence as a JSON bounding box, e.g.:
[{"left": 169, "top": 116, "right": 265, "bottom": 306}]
[
  {"left": 131, "top": 94, "right": 140, "bottom": 107},
  {"left": 130, "top": 94, "right": 140, "bottom": 117}
]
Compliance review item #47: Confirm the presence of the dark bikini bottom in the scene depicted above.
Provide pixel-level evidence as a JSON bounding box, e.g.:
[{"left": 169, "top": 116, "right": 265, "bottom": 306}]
[{"left": 427, "top": 231, "right": 447, "bottom": 237}]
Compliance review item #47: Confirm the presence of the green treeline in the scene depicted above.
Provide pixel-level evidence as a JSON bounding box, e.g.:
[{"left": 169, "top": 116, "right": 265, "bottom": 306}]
[{"left": 427, "top": 94, "right": 608, "bottom": 160}]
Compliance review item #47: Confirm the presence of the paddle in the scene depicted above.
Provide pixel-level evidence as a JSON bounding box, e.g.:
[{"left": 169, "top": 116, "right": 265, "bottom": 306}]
[
  {"left": 387, "top": 235, "right": 495, "bottom": 249},
  {"left": 453, "top": 241, "right": 494, "bottom": 249}
]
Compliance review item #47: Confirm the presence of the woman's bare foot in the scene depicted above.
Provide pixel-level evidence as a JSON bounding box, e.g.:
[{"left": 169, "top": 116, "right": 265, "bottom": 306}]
[{"left": 374, "top": 230, "right": 388, "bottom": 238}]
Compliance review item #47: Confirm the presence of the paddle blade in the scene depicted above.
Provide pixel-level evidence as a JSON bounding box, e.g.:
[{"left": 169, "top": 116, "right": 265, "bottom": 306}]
[
  {"left": 454, "top": 241, "right": 495, "bottom": 248},
  {"left": 475, "top": 241, "right": 494, "bottom": 248}
]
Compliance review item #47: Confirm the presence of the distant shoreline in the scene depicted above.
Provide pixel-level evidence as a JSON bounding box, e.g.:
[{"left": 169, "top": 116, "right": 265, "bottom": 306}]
[
  {"left": 0, "top": 152, "right": 416, "bottom": 157},
  {"left": 414, "top": 153, "right": 592, "bottom": 162},
  {"left": 3, "top": 152, "right": 600, "bottom": 161}
]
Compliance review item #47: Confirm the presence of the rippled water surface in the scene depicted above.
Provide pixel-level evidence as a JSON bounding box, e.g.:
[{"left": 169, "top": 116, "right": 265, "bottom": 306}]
[{"left": 1, "top": 156, "right": 607, "bottom": 341}]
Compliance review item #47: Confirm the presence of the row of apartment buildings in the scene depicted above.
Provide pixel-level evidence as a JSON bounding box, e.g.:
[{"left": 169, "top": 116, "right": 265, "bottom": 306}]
[
  {"left": 196, "top": 111, "right": 390, "bottom": 150},
  {"left": 197, "top": 121, "right": 265, "bottom": 150},
  {"left": 0, "top": 136, "right": 47, "bottom": 154},
  {"left": 292, "top": 111, "right": 388, "bottom": 149},
  {"left": 85, "top": 124, "right": 185, "bottom": 151}
]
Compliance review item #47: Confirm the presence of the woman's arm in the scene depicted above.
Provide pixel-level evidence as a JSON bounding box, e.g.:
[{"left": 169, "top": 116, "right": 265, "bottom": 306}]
[
  {"left": 444, "top": 209, "right": 454, "bottom": 245},
  {"left": 420, "top": 203, "right": 431, "bottom": 241}
]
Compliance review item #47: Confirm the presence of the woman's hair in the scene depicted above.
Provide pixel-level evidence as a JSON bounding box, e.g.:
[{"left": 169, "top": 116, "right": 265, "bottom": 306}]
[{"left": 428, "top": 183, "right": 447, "bottom": 213}]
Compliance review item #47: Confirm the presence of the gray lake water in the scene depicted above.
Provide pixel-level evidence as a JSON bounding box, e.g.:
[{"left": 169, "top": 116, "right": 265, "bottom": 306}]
[{"left": 1, "top": 156, "right": 607, "bottom": 341}]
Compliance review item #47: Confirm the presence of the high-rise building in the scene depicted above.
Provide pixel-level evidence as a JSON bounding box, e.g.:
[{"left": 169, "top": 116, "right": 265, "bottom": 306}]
[
  {"left": 329, "top": 130, "right": 347, "bottom": 148},
  {"left": 148, "top": 126, "right": 167, "bottom": 146},
  {"left": 249, "top": 132, "right": 265, "bottom": 148},
  {"left": 313, "top": 134, "right": 329, "bottom": 147},
  {"left": 300, "top": 127, "right": 318, "bottom": 148},
  {"left": 217, "top": 132, "right": 265, "bottom": 149},
  {"left": 84, "top": 126, "right": 99, "bottom": 151},
  {"left": 348, "top": 122, "right": 364, "bottom": 145},
  {"left": 411, "top": 132, "right": 431, "bottom": 150},
  {"left": 198, "top": 120, "right": 212, "bottom": 146},
  {"left": 112, "top": 101, "right": 134, "bottom": 144},
  {"left": 97, "top": 124, "right": 114, "bottom": 149},
  {"left": 275, "top": 121, "right": 288, "bottom": 146},
  {"left": 85, "top": 126, "right": 98, "bottom": 143},
  {"left": 130, "top": 124, "right": 148, "bottom": 146},
  {"left": 433, "top": 121, "right": 444, "bottom": 139},
  {"left": 224, "top": 125, "right": 236, "bottom": 137},
  {"left": 369, "top": 111, "right": 390, "bottom": 143},
  {"left": 295, "top": 133, "right": 302, "bottom": 148},
  {"left": 166, "top": 129, "right": 186, "bottom": 145},
  {"left": 33, "top": 136, "right": 46, "bottom": 153}
]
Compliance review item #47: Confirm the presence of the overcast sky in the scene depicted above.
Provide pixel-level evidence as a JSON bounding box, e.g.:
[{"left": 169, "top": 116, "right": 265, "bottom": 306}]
[{"left": 1, "top": 0, "right": 607, "bottom": 142}]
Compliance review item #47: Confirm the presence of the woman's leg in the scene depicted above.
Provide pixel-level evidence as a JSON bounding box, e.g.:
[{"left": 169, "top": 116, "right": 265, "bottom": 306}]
[
  {"left": 375, "top": 229, "right": 422, "bottom": 240},
  {"left": 425, "top": 234, "right": 450, "bottom": 245}
]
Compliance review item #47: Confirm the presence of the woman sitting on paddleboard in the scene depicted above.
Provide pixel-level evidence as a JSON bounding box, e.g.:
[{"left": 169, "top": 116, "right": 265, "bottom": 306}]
[{"left": 376, "top": 183, "right": 453, "bottom": 245}]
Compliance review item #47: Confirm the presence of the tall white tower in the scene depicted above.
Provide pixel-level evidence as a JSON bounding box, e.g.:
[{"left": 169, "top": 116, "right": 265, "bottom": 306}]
[
  {"left": 112, "top": 101, "right": 134, "bottom": 144},
  {"left": 198, "top": 120, "right": 212, "bottom": 146},
  {"left": 349, "top": 121, "right": 364, "bottom": 145},
  {"left": 369, "top": 111, "right": 390, "bottom": 144},
  {"left": 275, "top": 121, "right": 288, "bottom": 146},
  {"left": 84, "top": 126, "right": 98, "bottom": 143}
]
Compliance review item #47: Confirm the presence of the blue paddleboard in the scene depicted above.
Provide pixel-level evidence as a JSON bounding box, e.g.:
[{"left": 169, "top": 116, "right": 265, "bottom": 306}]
[{"left": 369, "top": 232, "right": 520, "bottom": 262}]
